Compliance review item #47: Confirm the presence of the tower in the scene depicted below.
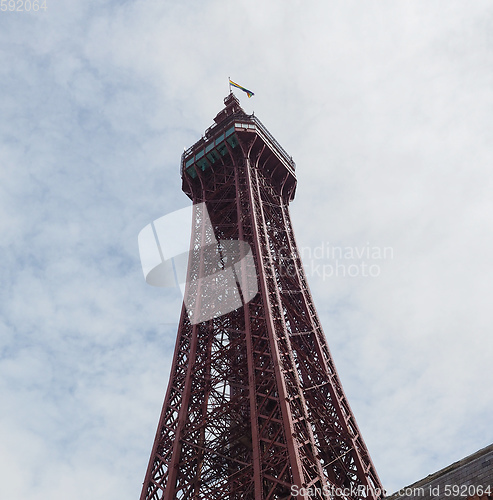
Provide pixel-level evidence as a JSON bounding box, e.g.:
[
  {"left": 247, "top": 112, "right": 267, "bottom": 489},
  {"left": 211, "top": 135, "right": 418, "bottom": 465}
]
[{"left": 140, "top": 94, "right": 383, "bottom": 500}]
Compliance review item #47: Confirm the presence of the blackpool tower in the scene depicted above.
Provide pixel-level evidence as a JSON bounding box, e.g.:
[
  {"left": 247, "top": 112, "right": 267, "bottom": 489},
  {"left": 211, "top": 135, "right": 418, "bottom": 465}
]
[{"left": 139, "top": 94, "right": 383, "bottom": 500}]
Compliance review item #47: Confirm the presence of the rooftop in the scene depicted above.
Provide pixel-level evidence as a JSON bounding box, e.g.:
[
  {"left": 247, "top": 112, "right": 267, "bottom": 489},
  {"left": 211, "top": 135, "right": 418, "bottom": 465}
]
[{"left": 387, "top": 443, "right": 493, "bottom": 499}]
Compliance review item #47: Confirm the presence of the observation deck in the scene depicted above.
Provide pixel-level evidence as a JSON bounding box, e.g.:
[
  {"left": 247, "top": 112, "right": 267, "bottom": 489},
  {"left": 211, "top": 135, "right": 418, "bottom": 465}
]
[{"left": 181, "top": 94, "right": 297, "bottom": 201}]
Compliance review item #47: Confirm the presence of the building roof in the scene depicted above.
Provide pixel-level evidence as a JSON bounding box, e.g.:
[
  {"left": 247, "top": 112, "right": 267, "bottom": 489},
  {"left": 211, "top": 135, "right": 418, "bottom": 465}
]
[{"left": 387, "top": 443, "right": 493, "bottom": 499}]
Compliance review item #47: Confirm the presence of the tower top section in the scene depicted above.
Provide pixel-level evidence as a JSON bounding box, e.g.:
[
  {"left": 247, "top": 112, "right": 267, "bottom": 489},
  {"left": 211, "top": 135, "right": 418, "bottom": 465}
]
[
  {"left": 212, "top": 93, "right": 244, "bottom": 125},
  {"left": 181, "top": 94, "right": 297, "bottom": 201}
]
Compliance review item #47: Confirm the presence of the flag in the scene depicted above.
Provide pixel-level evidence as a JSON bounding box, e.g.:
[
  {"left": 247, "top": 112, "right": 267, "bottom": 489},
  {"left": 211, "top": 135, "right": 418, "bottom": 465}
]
[{"left": 229, "top": 79, "right": 254, "bottom": 98}]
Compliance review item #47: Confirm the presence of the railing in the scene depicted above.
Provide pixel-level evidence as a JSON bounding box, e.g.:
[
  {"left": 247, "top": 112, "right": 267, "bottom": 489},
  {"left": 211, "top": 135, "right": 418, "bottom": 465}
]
[
  {"left": 181, "top": 112, "right": 296, "bottom": 176},
  {"left": 250, "top": 115, "right": 296, "bottom": 171}
]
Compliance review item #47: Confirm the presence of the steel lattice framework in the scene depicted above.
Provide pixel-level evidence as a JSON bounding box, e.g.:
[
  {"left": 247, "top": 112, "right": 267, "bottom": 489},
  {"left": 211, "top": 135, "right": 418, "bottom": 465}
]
[{"left": 140, "top": 94, "right": 383, "bottom": 500}]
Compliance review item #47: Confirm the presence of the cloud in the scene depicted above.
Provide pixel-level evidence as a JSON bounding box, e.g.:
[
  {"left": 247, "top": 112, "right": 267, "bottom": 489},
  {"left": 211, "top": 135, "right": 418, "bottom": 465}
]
[{"left": 1, "top": 0, "right": 492, "bottom": 497}]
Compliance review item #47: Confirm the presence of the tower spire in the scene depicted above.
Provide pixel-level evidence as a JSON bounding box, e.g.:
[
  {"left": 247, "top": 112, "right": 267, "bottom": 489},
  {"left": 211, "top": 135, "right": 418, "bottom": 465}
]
[{"left": 213, "top": 93, "right": 244, "bottom": 125}]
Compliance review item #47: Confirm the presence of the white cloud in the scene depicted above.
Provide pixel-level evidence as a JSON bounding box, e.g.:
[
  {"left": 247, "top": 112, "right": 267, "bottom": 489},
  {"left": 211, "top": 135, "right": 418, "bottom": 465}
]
[{"left": 1, "top": 0, "right": 492, "bottom": 497}]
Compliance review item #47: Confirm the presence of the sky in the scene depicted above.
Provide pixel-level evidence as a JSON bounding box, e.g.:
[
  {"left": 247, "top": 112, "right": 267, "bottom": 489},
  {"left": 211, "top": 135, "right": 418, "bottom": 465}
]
[{"left": 1, "top": 0, "right": 492, "bottom": 498}]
